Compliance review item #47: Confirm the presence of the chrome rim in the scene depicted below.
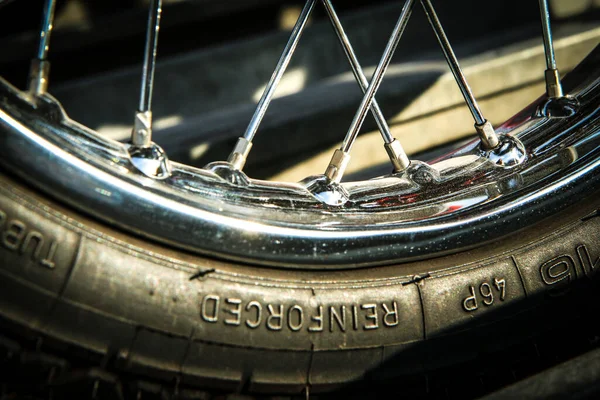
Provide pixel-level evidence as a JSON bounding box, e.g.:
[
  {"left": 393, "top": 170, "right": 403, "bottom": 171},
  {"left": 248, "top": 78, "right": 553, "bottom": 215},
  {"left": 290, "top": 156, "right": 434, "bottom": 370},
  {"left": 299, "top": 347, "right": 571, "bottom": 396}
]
[{"left": 0, "top": 0, "right": 599, "bottom": 268}]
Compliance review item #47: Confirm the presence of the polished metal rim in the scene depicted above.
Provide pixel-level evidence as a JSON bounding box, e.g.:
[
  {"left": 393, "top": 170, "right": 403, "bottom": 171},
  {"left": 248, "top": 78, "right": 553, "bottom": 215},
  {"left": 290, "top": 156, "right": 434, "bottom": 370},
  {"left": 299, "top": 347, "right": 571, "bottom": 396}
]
[{"left": 0, "top": 0, "right": 599, "bottom": 268}]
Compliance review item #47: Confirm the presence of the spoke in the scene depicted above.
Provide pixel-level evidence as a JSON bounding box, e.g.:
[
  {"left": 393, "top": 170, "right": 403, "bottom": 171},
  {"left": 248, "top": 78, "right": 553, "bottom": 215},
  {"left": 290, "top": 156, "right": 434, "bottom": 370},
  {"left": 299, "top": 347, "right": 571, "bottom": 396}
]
[
  {"left": 420, "top": 0, "right": 499, "bottom": 150},
  {"left": 538, "top": 0, "right": 563, "bottom": 98},
  {"left": 322, "top": 0, "right": 409, "bottom": 172},
  {"left": 227, "top": 0, "right": 317, "bottom": 171},
  {"left": 132, "top": 0, "right": 162, "bottom": 148},
  {"left": 28, "top": 0, "right": 56, "bottom": 96},
  {"left": 324, "top": 0, "right": 415, "bottom": 183}
]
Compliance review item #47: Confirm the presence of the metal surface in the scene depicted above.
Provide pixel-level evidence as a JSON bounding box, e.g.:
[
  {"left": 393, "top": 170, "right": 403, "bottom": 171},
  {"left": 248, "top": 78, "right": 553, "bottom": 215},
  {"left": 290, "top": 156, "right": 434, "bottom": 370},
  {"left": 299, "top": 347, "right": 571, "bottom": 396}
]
[
  {"left": 539, "top": 0, "right": 565, "bottom": 98},
  {"left": 36, "top": 0, "right": 56, "bottom": 62},
  {"left": 127, "top": 0, "right": 172, "bottom": 177},
  {"left": 475, "top": 120, "right": 500, "bottom": 149},
  {"left": 0, "top": 46, "right": 598, "bottom": 268},
  {"left": 545, "top": 68, "right": 564, "bottom": 98},
  {"left": 127, "top": 142, "right": 172, "bottom": 179},
  {"left": 323, "top": 0, "right": 410, "bottom": 172},
  {"left": 480, "top": 135, "right": 527, "bottom": 168},
  {"left": 227, "top": 0, "right": 316, "bottom": 171},
  {"left": 131, "top": 0, "right": 162, "bottom": 148},
  {"left": 132, "top": 110, "right": 153, "bottom": 148},
  {"left": 325, "top": 0, "right": 415, "bottom": 183},
  {"left": 138, "top": 0, "right": 162, "bottom": 115},
  {"left": 28, "top": 0, "right": 56, "bottom": 96},
  {"left": 539, "top": 0, "right": 558, "bottom": 70},
  {"left": 226, "top": 137, "right": 253, "bottom": 171},
  {"left": 384, "top": 139, "right": 411, "bottom": 172}
]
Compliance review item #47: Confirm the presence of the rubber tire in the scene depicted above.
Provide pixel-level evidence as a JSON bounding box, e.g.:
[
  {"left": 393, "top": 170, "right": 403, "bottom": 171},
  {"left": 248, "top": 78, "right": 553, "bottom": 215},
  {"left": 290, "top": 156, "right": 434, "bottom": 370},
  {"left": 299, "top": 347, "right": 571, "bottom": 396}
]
[{"left": 1, "top": 170, "right": 599, "bottom": 399}]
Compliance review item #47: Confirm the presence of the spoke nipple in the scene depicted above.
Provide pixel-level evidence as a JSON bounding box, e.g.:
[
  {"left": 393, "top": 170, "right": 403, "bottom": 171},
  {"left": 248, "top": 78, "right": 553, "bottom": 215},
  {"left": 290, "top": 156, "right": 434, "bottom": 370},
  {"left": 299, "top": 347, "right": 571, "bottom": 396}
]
[
  {"left": 545, "top": 68, "right": 564, "bottom": 98},
  {"left": 128, "top": 142, "right": 172, "bottom": 179},
  {"left": 132, "top": 111, "right": 153, "bottom": 147},
  {"left": 410, "top": 162, "right": 440, "bottom": 185},
  {"left": 129, "top": 111, "right": 171, "bottom": 179},
  {"left": 227, "top": 137, "right": 253, "bottom": 171},
  {"left": 205, "top": 161, "right": 251, "bottom": 186},
  {"left": 475, "top": 120, "right": 500, "bottom": 150},
  {"left": 28, "top": 59, "right": 51, "bottom": 96},
  {"left": 384, "top": 139, "right": 410, "bottom": 172},
  {"left": 481, "top": 135, "right": 527, "bottom": 168},
  {"left": 303, "top": 175, "right": 349, "bottom": 206},
  {"left": 325, "top": 149, "right": 351, "bottom": 184},
  {"left": 536, "top": 95, "right": 579, "bottom": 119}
]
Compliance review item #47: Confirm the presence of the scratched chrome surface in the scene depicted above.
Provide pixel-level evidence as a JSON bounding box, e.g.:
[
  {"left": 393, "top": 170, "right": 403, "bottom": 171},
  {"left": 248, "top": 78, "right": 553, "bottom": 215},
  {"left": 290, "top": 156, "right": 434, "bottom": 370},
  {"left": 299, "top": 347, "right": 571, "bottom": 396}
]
[{"left": 0, "top": 47, "right": 599, "bottom": 268}]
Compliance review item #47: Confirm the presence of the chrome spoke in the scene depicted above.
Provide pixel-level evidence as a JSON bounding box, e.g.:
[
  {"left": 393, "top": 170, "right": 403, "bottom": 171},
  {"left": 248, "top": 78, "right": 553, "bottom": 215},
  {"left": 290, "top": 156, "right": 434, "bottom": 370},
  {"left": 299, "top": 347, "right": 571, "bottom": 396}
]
[
  {"left": 227, "top": 0, "right": 317, "bottom": 171},
  {"left": 131, "top": 0, "right": 162, "bottom": 148},
  {"left": 322, "top": 0, "right": 409, "bottom": 172},
  {"left": 28, "top": 0, "right": 56, "bottom": 96},
  {"left": 324, "top": 0, "right": 415, "bottom": 183},
  {"left": 127, "top": 0, "right": 171, "bottom": 179},
  {"left": 538, "top": 0, "right": 563, "bottom": 98},
  {"left": 420, "top": 0, "right": 499, "bottom": 150}
]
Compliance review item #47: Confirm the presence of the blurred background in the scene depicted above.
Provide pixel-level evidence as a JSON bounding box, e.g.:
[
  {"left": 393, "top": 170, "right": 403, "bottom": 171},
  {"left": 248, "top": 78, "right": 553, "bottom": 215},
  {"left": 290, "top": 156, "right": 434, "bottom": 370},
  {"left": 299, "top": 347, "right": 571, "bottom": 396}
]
[{"left": 0, "top": 0, "right": 599, "bottom": 180}]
